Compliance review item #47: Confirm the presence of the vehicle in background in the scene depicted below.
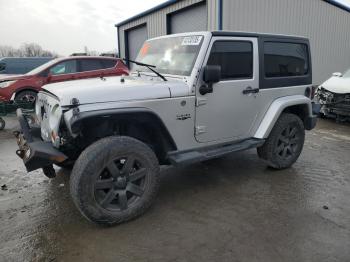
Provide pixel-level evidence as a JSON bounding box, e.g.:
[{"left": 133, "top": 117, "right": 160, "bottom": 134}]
[
  {"left": 100, "top": 53, "right": 118, "bottom": 58},
  {"left": 0, "top": 56, "right": 129, "bottom": 102},
  {"left": 0, "top": 57, "right": 53, "bottom": 75},
  {"left": 315, "top": 68, "right": 350, "bottom": 121}
]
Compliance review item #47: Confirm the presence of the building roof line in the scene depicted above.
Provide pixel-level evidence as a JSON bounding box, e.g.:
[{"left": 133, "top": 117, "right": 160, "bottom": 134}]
[
  {"left": 115, "top": 0, "right": 349, "bottom": 28},
  {"left": 323, "top": 0, "right": 350, "bottom": 12},
  {"left": 115, "top": 0, "right": 179, "bottom": 27}
]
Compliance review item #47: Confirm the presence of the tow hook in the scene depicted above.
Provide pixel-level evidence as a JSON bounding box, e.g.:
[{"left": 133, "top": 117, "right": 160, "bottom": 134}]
[{"left": 43, "top": 165, "right": 56, "bottom": 178}]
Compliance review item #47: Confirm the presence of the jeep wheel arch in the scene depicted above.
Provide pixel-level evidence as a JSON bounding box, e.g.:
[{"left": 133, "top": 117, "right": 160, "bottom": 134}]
[
  {"left": 254, "top": 95, "right": 313, "bottom": 139},
  {"left": 69, "top": 108, "right": 177, "bottom": 164}
]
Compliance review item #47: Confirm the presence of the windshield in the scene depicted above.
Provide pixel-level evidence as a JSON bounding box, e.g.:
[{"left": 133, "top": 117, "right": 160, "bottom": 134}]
[
  {"left": 134, "top": 35, "right": 204, "bottom": 76},
  {"left": 25, "top": 58, "right": 60, "bottom": 75},
  {"left": 343, "top": 68, "right": 350, "bottom": 78}
]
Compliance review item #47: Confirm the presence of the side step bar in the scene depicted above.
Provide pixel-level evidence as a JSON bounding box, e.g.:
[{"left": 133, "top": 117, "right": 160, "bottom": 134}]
[{"left": 167, "top": 138, "right": 265, "bottom": 165}]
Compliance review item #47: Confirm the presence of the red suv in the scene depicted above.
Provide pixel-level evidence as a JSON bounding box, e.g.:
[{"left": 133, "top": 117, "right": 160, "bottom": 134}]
[{"left": 0, "top": 56, "right": 129, "bottom": 102}]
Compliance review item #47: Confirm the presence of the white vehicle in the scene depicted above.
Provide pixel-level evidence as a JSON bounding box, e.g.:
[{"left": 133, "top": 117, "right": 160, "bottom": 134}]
[
  {"left": 315, "top": 68, "right": 350, "bottom": 121},
  {"left": 14, "top": 31, "right": 317, "bottom": 225}
]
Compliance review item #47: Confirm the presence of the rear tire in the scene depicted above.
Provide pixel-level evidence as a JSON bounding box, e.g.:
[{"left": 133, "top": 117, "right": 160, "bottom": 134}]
[
  {"left": 70, "top": 136, "right": 160, "bottom": 225},
  {"left": 257, "top": 113, "right": 305, "bottom": 169}
]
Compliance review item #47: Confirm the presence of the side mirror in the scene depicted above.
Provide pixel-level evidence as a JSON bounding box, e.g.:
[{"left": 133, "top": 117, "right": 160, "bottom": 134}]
[
  {"left": 332, "top": 72, "right": 342, "bottom": 77},
  {"left": 199, "top": 65, "right": 221, "bottom": 95},
  {"left": 203, "top": 65, "right": 221, "bottom": 83}
]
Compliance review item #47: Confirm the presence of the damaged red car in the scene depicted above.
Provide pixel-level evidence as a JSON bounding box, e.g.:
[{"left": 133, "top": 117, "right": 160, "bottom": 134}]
[{"left": 0, "top": 56, "right": 129, "bottom": 102}]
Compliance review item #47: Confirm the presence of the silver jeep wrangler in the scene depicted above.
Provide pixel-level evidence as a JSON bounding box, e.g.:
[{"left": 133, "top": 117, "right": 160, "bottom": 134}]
[{"left": 15, "top": 31, "right": 317, "bottom": 225}]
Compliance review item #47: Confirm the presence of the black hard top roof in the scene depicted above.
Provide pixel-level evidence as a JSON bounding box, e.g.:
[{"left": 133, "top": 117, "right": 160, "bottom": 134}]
[{"left": 211, "top": 31, "right": 309, "bottom": 41}]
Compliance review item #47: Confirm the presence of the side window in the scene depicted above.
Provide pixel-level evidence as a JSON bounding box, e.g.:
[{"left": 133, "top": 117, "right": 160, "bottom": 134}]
[
  {"left": 101, "top": 59, "right": 117, "bottom": 69},
  {"left": 49, "top": 60, "right": 77, "bottom": 75},
  {"left": 264, "top": 42, "right": 309, "bottom": 78},
  {"left": 0, "top": 62, "right": 6, "bottom": 72},
  {"left": 207, "top": 41, "right": 253, "bottom": 80},
  {"left": 79, "top": 59, "right": 103, "bottom": 72}
]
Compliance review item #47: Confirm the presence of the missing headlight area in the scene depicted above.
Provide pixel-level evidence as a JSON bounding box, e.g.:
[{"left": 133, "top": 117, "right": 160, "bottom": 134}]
[{"left": 316, "top": 87, "right": 350, "bottom": 122}]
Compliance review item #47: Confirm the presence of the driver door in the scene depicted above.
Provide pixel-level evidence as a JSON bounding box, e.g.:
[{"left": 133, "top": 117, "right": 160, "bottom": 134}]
[
  {"left": 195, "top": 37, "right": 260, "bottom": 143},
  {"left": 47, "top": 59, "right": 78, "bottom": 83}
]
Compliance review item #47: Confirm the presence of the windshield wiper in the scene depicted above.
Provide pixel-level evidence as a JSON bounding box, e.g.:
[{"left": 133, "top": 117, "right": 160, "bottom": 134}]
[{"left": 123, "top": 58, "right": 167, "bottom": 81}]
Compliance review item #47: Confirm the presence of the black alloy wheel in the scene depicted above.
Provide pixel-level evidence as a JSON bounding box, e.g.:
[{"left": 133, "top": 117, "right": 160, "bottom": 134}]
[
  {"left": 275, "top": 124, "right": 300, "bottom": 160},
  {"left": 94, "top": 156, "right": 147, "bottom": 211}
]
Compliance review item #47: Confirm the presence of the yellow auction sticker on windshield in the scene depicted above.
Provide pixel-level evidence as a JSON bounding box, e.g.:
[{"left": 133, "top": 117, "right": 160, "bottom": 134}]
[{"left": 181, "top": 36, "right": 203, "bottom": 46}]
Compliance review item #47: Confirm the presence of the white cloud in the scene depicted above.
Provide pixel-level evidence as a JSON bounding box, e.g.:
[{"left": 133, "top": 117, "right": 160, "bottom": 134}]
[
  {"left": 0, "top": 0, "right": 165, "bottom": 55},
  {"left": 335, "top": 0, "right": 350, "bottom": 7}
]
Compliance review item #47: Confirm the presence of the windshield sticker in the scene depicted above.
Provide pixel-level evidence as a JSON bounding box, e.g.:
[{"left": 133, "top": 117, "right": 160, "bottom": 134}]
[{"left": 181, "top": 36, "right": 203, "bottom": 46}]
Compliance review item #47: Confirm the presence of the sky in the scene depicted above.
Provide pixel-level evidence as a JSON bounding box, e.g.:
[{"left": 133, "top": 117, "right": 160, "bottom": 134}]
[
  {"left": 337, "top": 0, "right": 350, "bottom": 6},
  {"left": 0, "top": 0, "right": 164, "bottom": 56},
  {"left": 0, "top": 0, "right": 349, "bottom": 56}
]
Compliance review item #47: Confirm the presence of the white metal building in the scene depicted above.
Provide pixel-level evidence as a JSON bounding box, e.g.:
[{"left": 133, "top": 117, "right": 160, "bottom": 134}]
[{"left": 115, "top": 0, "right": 350, "bottom": 84}]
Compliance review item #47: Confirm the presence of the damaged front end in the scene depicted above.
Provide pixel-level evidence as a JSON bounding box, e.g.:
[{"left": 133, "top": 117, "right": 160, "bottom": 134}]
[
  {"left": 14, "top": 108, "right": 68, "bottom": 178},
  {"left": 315, "top": 87, "right": 350, "bottom": 121}
]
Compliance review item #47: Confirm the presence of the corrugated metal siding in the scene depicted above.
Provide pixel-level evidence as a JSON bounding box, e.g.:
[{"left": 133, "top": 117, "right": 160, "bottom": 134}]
[
  {"left": 222, "top": 0, "right": 350, "bottom": 84},
  {"left": 126, "top": 25, "right": 148, "bottom": 63},
  {"left": 207, "top": 0, "right": 219, "bottom": 30},
  {"left": 118, "top": 0, "right": 206, "bottom": 59},
  {"left": 169, "top": 3, "right": 207, "bottom": 34}
]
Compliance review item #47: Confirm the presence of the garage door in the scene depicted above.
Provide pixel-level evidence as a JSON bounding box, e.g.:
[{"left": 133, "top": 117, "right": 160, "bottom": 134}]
[
  {"left": 126, "top": 25, "right": 147, "bottom": 66},
  {"left": 169, "top": 3, "right": 207, "bottom": 34}
]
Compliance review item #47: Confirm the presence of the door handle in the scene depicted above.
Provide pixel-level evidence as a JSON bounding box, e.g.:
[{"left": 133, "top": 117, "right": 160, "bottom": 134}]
[{"left": 242, "top": 86, "right": 259, "bottom": 95}]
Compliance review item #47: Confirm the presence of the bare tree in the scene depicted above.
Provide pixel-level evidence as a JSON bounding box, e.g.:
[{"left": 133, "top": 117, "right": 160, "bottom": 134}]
[
  {"left": 0, "top": 43, "right": 58, "bottom": 57},
  {"left": 0, "top": 45, "right": 20, "bottom": 57},
  {"left": 84, "top": 46, "right": 99, "bottom": 56}
]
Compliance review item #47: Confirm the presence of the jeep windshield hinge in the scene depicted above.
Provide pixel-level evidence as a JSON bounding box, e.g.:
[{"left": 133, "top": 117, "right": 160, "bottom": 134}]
[
  {"left": 195, "top": 126, "right": 207, "bottom": 135},
  {"left": 196, "top": 97, "right": 207, "bottom": 107}
]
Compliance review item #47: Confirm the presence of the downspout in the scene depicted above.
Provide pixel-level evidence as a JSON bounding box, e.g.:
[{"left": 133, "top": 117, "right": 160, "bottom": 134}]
[{"left": 218, "top": 0, "right": 223, "bottom": 30}]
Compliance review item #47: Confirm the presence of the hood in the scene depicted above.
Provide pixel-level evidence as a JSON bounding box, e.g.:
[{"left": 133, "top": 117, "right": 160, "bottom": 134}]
[
  {"left": 0, "top": 74, "right": 31, "bottom": 82},
  {"left": 321, "top": 76, "right": 350, "bottom": 94},
  {"left": 42, "top": 75, "right": 190, "bottom": 106}
]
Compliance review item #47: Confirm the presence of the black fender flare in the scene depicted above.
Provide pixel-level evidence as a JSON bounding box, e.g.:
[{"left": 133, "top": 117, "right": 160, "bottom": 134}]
[{"left": 68, "top": 107, "right": 177, "bottom": 151}]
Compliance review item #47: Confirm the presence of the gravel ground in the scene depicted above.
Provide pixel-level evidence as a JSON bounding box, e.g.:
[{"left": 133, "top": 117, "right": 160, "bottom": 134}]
[{"left": 0, "top": 116, "right": 349, "bottom": 262}]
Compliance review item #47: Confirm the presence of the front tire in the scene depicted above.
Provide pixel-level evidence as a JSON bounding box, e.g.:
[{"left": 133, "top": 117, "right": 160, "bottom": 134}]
[
  {"left": 70, "top": 136, "right": 160, "bottom": 225},
  {"left": 15, "top": 90, "right": 37, "bottom": 103},
  {"left": 257, "top": 113, "right": 305, "bottom": 169}
]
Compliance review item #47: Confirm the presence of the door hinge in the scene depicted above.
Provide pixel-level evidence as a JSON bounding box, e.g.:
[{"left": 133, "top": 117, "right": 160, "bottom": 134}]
[
  {"left": 195, "top": 126, "right": 207, "bottom": 135},
  {"left": 196, "top": 97, "right": 207, "bottom": 107}
]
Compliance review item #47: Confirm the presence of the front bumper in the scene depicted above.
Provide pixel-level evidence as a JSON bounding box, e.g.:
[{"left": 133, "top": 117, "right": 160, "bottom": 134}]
[{"left": 14, "top": 108, "right": 67, "bottom": 173}]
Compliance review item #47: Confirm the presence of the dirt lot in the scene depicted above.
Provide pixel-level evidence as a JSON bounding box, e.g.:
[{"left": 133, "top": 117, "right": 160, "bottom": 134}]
[{"left": 0, "top": 116, "right": 349, "bottom": 262}]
